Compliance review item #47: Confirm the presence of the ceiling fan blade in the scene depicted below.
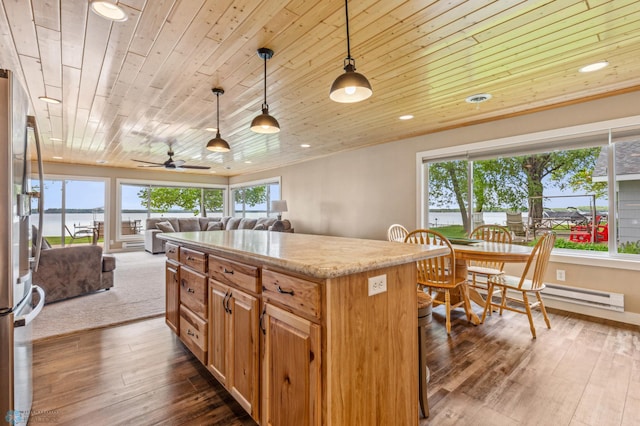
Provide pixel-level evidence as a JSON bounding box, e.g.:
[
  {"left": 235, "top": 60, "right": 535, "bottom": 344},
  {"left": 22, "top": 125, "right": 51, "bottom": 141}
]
[
  {"left": 132, "top": 159, "right": 164, "bottom": 166},
  {"left": 181, "top": 165, "right": 211, "bottom": 170}
]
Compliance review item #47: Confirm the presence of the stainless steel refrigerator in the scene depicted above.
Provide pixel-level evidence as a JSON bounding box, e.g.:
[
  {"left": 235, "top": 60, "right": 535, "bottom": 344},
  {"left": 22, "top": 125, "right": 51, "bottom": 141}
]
[{"left": 0, "top": 70, "right": 45, "bottom": 426}]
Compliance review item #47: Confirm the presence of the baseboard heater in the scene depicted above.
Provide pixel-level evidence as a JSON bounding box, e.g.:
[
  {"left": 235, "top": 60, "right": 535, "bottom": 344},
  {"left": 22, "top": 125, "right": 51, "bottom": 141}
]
[
  {"left": 542, "top": 283, "right": 624, "bottom": 312},
  {"left": 122, "top": 241, "right": 145, "bottom": 249}
]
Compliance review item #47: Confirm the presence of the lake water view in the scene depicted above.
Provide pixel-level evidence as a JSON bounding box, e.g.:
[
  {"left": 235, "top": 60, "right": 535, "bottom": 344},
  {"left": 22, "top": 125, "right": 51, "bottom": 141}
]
[{"left": 33, "top": 211, "right": 516, "bottom": 237}]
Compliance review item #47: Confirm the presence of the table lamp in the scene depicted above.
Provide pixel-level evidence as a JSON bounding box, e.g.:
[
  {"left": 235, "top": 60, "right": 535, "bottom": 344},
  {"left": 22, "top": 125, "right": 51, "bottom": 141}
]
[{"left": 271, "top": 200, "right": 288, "bottom": 220}]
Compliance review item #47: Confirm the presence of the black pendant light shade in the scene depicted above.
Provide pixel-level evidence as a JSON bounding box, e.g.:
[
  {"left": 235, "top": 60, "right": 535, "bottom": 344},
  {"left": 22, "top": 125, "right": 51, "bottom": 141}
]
[
  {"left": 207, "top": 88, "right": 231, "bottom": 152},
  {"left": 330, "top": 0, "right": 372, "bottom": 103},
  {"left": 251, "top": 47, "right": 280, "bottom": 134}
]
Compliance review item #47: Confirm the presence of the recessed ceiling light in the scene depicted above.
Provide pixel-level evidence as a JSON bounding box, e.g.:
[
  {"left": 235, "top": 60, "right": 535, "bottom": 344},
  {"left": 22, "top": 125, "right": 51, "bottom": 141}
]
[
  {"left": 96, "top": 159, "right": 107, "bottom": 164},
  {"left": 50, "top": 137, "right": 62, "bottom": 141},
  {"left": 244, "top": 160, "right": 252, "bottom": 164},
  {"left": 300, "top": 144, "right": 311, "bottom": 148},
  {"left": 39, "top": 96, "right": 61, "bottom": 104},
  {"left": 52, "top": 156, "right": 63, "bottom": 160},
  {"left": 465, "top": 93, "right": 492, "bottom": 104},
  {"left": 579, "top": 61, "right": 609, "bottom": 73},
  {"left": 399, "top": 115, "right": 414, "bottom": 120},
  {"left": 90, "top": 1, "right": 128, "bottom": 22},
  {"left": 205, "top": 127, "right": 217, "bottom": 132},
  {"left": 210, "top": 170, "right": 217, "bottom": 173}
]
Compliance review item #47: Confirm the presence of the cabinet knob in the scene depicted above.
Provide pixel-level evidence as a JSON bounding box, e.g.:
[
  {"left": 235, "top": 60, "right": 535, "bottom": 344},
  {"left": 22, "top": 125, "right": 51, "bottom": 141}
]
[
  {"left": 187, "top": 329, "right": 195, "bottom": 336},
  {"left": 187, "top": 288, "right": 195, "bottom": 293}
]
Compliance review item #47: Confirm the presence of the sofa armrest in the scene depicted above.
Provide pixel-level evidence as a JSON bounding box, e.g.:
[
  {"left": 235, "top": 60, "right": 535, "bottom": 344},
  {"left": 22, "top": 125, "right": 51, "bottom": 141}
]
[{"left": 145, "top": 228, "right": 166, "bottom": 254}]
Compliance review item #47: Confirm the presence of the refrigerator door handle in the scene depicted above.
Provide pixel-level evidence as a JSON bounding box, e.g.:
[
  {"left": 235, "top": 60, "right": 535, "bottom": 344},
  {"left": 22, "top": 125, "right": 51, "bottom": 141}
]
[
  {"left": 27, "top": 116, "right": 44, "bottom": 272},
  {"left": 14, "top": 285, "right": 45, "bottom": 328}
]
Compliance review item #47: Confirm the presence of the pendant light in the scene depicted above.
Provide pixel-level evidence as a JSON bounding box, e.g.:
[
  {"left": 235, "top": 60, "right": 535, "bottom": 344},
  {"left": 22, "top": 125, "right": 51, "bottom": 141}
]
[
  {"left": 250, "top": 48, "right": 280, "bottom": 134},
  {"left": 206, "top": 88, "right": 231, "bottom": 152},
  {"left": 329, "top": 0, "right": 372, "bottom": 103}
]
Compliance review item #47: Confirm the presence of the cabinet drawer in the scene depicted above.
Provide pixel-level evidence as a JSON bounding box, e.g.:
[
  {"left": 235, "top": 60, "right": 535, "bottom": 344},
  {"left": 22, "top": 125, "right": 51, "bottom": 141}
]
[
  {"left": 180, "top": 267, "right": 207, "bottom": 317},
  {"left": 209, "top": 255, "right": 260, "bottom": 294},
  {"left": 180, "top": 247, "right": 207, "bottom": 273},
  {"left": 262, "top": 270, "right": 321, "bottom": 320},
  {"left": 165, "top": 242, "right": 179, "bottom": 262},
  {"left": 179, "top": 305, "right": 207, "bottom": 364}
]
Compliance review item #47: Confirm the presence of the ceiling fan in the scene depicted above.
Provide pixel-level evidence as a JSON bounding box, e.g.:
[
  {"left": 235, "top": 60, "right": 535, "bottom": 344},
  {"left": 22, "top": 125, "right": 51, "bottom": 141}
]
[{"left": 132, "top": 149, "right": 210, "bottom": 170}]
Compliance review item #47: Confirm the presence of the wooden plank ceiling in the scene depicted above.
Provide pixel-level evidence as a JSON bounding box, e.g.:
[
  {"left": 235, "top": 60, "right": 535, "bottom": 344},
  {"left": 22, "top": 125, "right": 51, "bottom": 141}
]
[{"left": 1, "top": 0, "right": 640, "bottom": 176}]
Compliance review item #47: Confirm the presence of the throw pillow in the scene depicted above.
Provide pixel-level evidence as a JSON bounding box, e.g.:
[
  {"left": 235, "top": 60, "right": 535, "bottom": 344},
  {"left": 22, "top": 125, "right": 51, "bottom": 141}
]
[
  {"left": 238, "top": 218, "right": 258, "bottom": 229},
  {"left": 226, "top": 217, "right": 242, "bottom": 230},
  {"left": 206, "top": 221, "right": 223, "bottom": 231},
  {"left": 253, "top": 224, "right": 266, "bottom": 230},
  {"left": 155, "top": 221, "right": 175, "bottom": 233}
]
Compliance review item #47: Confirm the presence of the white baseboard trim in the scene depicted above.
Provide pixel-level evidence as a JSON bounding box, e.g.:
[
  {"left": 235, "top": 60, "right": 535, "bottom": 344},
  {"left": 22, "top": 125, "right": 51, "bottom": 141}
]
[{"left": 544, "top": 298, "right": 640, "bottom": 326}]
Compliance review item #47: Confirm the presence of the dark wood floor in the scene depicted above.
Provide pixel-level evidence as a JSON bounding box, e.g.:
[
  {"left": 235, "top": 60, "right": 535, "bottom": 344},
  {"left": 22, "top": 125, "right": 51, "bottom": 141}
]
[{"left": 31, "top": 307, "right": 640, "bottom": 425}]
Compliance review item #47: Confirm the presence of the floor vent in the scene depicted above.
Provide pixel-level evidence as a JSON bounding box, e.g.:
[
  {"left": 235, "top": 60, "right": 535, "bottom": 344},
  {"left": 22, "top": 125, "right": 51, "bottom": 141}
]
[
  {"left": 542, "top": 284, "right": 624, "bottom": 312},
  {"left": 122, "top": 241, "right": 145, "bottom": 249}
]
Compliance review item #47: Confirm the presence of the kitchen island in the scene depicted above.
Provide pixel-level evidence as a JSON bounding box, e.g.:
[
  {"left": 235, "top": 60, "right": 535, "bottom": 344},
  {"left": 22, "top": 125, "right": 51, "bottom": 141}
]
[{"left": 158, "top": 230, "right": 449, "bottom": 426}]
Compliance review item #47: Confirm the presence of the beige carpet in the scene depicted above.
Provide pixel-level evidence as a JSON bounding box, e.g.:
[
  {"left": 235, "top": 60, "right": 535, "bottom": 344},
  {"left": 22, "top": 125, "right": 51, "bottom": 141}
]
[{"left": 33, "top": 251, "right": 166, "bottom": 341}]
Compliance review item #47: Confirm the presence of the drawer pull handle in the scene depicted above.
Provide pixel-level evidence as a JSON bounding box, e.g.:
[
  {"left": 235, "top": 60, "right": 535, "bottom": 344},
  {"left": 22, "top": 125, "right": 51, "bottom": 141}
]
[
  {"left": 186, "top": 256, "right": 195, "bottom": 261},
  {"left": 223, "top": 268, "right": 234, "bottom": 274},
  {"left": 259, "top": 305, "right": 266, "bottom": 335},
  {"left": 187, "top": 288, "right": 195, "bottom": 293},
  {"left": 187, "top": 330, "right": 195, "bottom": 336},
  {"left": 277, "top": 286, "right": 295, "bottom": 296}
]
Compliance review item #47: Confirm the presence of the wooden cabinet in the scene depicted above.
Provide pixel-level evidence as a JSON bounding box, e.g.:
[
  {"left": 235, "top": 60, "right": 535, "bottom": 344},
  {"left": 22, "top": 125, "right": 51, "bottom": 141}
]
[
  {"left": 261, "top": 303, "right": 321, "bottom": 426},
  {"left": 208, "top": 257, "right": 261, "bottom": 421},
  {"left": 165, "top": 260, "right": 180, "bottom": 334}
]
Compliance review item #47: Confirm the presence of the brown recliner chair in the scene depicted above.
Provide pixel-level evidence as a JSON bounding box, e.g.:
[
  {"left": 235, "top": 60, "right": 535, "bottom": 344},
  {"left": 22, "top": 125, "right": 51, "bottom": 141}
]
[{"left": 31, "top": 227, "right": 116, "bottom": 304}]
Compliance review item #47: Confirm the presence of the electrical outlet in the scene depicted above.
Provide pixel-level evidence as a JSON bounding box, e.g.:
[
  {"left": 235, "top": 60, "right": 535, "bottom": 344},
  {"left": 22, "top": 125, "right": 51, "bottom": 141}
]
[
  {"left": 368, "top": 274, "right": 387, "bottom": 296},
  {"left": 556, "top": 269, "right": 566, "bottom": 281}
]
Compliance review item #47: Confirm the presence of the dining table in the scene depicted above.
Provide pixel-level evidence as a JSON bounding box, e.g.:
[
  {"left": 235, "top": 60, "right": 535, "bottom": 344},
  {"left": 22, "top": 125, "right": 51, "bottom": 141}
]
[{"left": 450, "top": 240, "right": 532, "bottom": 310}]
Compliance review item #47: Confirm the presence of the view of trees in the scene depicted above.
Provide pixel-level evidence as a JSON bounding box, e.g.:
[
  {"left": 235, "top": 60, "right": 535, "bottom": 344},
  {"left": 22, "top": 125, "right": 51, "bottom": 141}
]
[
  {"left": 137, "top": 187, "right": 224, "bottom": 216},
  {"left": 428, "top": 147, "right": 606, "bottom": 231},
  {"left": 137, "top": 185, "right": 270, "bottom": 216}
]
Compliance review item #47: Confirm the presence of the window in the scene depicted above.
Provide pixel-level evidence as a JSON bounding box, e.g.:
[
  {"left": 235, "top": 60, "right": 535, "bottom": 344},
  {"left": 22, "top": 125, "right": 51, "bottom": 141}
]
[
  {"left": 30, "top": 178, "right": 106, "bottom": 247},
  {"left": 118, "top": 180, "right": 226, "bottom": 239},
  {"left": 230, "top": 178, "right": 281, "bottom": 218},
  {"left": 420, "top": 120, "right": 640, "bottom": 259}
]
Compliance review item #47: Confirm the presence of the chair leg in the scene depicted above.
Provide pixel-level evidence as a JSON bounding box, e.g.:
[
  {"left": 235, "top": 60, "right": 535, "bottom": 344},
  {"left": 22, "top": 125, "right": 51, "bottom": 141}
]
[
  {"left": 522, "top": 292, "right": 537, "bottom": 339},
  {"left": 459, "top": 285, "right": 473, "bottom": 323},
  {"left": 537, "top": 292, "right": 551, "bottom": 329},
  {"left": 481, "top": 283, "right": 494, "bottom": 324},
  {"left": 418, "top": 325, "right": 429, "bottom": 418},
  {"left": 444, "top": 289, "right": 452, "bottom": 335},
  {"left": 499, "top": 287, "right": 507, "bottom": 315}
]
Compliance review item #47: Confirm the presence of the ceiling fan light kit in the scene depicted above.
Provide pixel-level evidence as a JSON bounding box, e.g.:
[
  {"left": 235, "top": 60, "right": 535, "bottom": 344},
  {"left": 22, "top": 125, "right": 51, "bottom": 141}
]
[
  {"left": 251, "top": 48, "right": 280, "bottom": 134},
  {"left": 329, "top": 0, "right": 372, "bottom": 103},
  {"left": 207, "top": 88, "right": 231, "bottom": 152}
]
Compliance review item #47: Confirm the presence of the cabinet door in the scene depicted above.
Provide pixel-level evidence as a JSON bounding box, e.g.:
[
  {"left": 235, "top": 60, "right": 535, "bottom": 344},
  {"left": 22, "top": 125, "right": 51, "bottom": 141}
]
[
  {"left": 165, "top": 261, "right": 180, "bottom": 334},
  {"left": 262, "top": 304, "right": 321, "bottom": 426},
  {"left": 228, "top": 289, "right": 260, "bottom": 419},
  {"left": 208, "top": 280, "right": 229, "bottom": 385}
]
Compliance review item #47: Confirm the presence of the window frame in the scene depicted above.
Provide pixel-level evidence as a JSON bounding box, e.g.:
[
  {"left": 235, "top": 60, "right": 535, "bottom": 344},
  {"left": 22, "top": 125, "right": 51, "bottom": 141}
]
[
  {"left": 116, "top": 178, "right": 227, "bottom": 241},
  {"left": 229, "top": 176, "right": 282, "bottom": 218},
  {"left": 416, "top": 115, "right": 640, "bottom": 271}
]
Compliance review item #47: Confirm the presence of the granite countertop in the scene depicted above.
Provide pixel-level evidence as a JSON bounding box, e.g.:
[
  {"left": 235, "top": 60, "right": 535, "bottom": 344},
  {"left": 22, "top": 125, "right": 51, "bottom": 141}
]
[{"left": 158, "top": 229, "right": 450, "bottom": 279}]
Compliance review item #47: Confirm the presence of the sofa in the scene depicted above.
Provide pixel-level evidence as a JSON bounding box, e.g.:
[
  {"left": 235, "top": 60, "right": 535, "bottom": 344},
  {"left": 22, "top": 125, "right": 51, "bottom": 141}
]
[
  {"left": 144, "top": 216, "right": 294, "bottom": 254},
  {"left": 31, "top": 233, "right": 116, "bottom": 304}
]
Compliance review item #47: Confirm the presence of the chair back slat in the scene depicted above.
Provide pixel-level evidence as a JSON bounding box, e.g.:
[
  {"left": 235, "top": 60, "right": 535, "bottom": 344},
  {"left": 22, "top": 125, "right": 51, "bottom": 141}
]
[
  {"left": 469, "top": 224, "right": 512, "bottom": 271},
  {"left": 387, "top": 224, "right": 409, "bottom": 242},
  {"left": 405, "top": 229, "right": 456, "bottom": 286},
  {"left": 517, "top": 231, "right": 556, "bottom": 290}
]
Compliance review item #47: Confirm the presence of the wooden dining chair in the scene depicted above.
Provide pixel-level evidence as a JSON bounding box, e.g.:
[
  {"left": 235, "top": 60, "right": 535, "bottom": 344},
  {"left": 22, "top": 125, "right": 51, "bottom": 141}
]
[
  {"left": 467, "top": 224, "right": 512, "bottom": 315},
  {"left": 481, "top": 231, "right": 556, "bottom": 338},
  {"left": 404, "top": 229, "right": 471, "bottom": 335},
  {"left": 387, "top": 223, "right": 409, "bottom": 242}
]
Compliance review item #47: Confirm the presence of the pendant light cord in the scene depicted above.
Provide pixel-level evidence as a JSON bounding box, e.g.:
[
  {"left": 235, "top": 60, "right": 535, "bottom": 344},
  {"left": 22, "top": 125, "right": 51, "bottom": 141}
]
[
  {"left": 263, "top": 55, "right": 268, "bottom": 109},
  {"left": 216, "top": 92, "right": 221, "bottom": 136},
  {"left": 344, "top": 0, "right": 352, "bottom": 60}
]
